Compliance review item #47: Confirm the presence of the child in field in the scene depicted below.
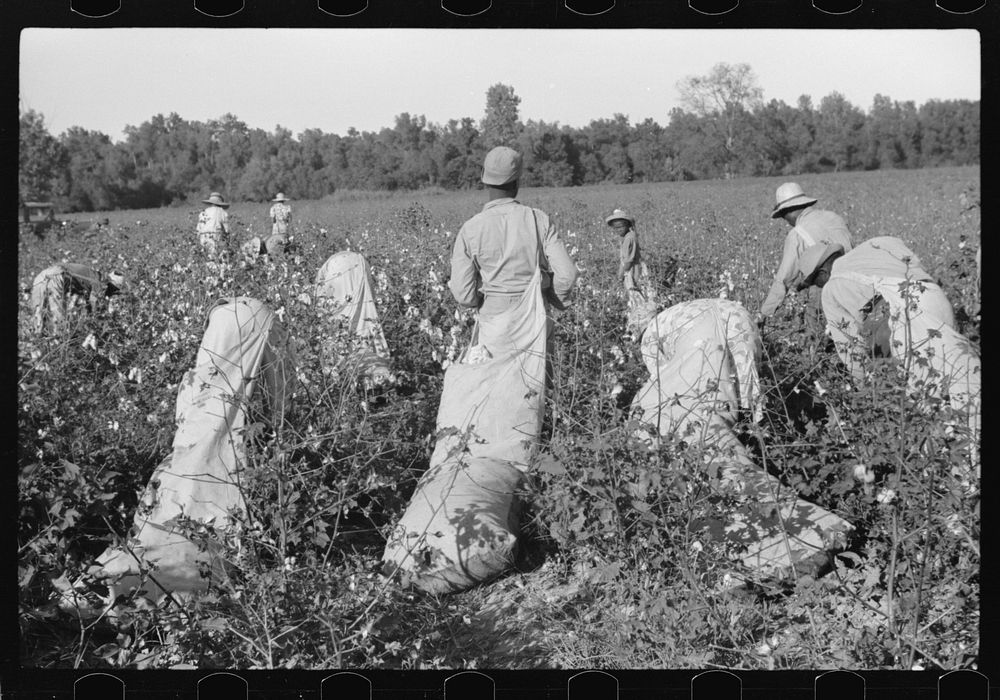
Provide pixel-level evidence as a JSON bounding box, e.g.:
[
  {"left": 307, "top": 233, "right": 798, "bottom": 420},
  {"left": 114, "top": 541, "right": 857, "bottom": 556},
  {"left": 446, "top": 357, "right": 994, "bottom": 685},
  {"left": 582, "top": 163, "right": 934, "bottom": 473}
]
[{"left": 606, "top": 208, "right": 656, "bottom": 335}]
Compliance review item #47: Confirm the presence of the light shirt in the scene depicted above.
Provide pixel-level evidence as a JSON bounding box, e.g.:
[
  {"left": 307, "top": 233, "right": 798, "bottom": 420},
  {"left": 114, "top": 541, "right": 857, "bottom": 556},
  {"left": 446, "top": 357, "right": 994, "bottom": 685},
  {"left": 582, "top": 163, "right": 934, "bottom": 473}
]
[
  {"left": 449, "top": 198, "right": 578, "bottom": 309},
  {"left": 197, "top": 205, "right": 229, "bottom": 235},
  {"left": 821, "top": 236, "right": 936, "bottom": 378},
  {"left": 618, "top": 230, "right": 640, "bottom": 279},
  {"left": 270, "top": 202, "right": 292, "bottom": 235},
  {"left": 760, "top": 207, "right": 853, "bottom": 318},
  {"left": 59, "top": 263, "right": 103, "bottom": 294}
]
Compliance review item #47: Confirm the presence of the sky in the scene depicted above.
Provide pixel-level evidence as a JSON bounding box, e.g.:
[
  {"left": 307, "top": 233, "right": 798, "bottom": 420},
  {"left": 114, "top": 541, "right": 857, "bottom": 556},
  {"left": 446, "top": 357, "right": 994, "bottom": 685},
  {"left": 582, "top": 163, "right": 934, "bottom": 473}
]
[{"left": 19, "top": 28, "right": 980, "bottom": 142}]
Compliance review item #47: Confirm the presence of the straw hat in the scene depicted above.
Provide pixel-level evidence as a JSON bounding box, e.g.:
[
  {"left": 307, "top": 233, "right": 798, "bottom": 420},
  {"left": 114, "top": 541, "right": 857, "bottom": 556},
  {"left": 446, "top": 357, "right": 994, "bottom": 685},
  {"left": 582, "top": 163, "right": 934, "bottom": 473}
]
[
  {"left": 481, "top": 146, "right": 522, "bottom": 186},
  {"left": 795, "top": 242, "right": 844, "bottom": 289},
  {"left": 202, "top": 192, "right": 230, "bottom": 207},
  {"left": 771, "top": 182, "right": 818, "bottom": 219},
  {"left": 605, "top": 209, "right": 635, "bottom": 226},
  {"left": 272, "top": 193, "right": 290, "bottom": 202}
]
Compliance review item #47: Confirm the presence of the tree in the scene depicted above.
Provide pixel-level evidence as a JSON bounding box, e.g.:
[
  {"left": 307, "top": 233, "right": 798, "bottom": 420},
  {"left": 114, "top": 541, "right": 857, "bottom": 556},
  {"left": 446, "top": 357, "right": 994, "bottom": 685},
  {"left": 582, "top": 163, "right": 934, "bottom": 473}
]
[
  {"left": 918, "top": 99, "right": 979, "bottom": 167},
  {"left": 60, "top": 127, "right": 116, "bottom": 211},
  {"left": 585, "top": 114, "right": 634, "bottom": 184},
  {"left": 19, "top": 109, "right": 68, "bottom": 204},
  {"left": 208, "top": 114, "right": 252, "bottom": 195},
  {"left": 813, "top": 92, "right": 866, "bottom": 172},
  {"left": 481, "top": 83, "right": 522, "bottom": 149},
  {"left": 664, "top": 107, "right": 726, "bottom": 180},
  {"left": 864, "top": 94, "right": 920, "bottom": 170},
  {"left": 676, "top": 63, "right": 763, "bottom": 178},
  {"left": 628, "top": 118, "right": 671, "bottom": 182},
  {"left": 431, "top": 118, "right": 484, "bottom": 189}
]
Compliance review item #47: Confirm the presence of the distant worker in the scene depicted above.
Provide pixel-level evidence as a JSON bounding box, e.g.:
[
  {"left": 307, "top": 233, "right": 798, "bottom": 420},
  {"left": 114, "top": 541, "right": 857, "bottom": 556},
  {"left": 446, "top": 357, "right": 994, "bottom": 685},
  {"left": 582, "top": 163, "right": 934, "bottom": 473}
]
[
  {"left": 606, "top": 208, "right": 656, "bottom": 335},
  {"left": 83, "top": 218, "right": 110, "bottom": 241},
  {"left": 267, "top": 192, "right": 292, "bottom": 255},
  {"left": 30, "top": 263, "right": 125, "bottom": 333},
  {"left": 757, "top": 182, "right": 853, "bottom": 325},
  {"left": 240, "top": 235, "right": 285, "bottom": 261},
  {"left": 269, "top": 193, "right": 292, "bottom": 237},
  {"left": 196, "top": 192, "right": 230, "bottom": 257},
  {"left": 796, "top": 236, "right": 981, "bottom": 444}
]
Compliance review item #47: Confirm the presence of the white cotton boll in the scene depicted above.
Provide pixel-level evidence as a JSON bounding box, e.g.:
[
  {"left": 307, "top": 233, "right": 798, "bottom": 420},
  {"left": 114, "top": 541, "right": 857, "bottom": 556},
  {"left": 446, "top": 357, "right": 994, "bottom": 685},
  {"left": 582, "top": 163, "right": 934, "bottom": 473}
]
[
  {"left": 876, "top": 488, "right": 896, "bottom": 505},
  {"left": 852, "top": 464, "right": 875, "bottom": 483}
]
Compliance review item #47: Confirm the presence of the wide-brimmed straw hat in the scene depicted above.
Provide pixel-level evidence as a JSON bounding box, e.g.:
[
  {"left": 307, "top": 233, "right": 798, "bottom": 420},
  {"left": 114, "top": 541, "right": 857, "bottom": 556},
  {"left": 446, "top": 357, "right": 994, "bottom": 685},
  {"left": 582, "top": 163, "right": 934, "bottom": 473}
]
[
  {"left": 771, "top": 182, "right": 818, "bottom": 219},
  {"left": 605, "top": 209, "right": 635, "bottom": 226},
  {"left": 481, "top": 146, "right": 522, "bottom": 186},
  {"left": 795, "top": 242, "right": 844, "bottom": 289},
  {"left": 271, "top": 193, "right": 290, "bottom": 202},
  {"left": 202, "top": 192, "right": 230, "bottom": 207}
]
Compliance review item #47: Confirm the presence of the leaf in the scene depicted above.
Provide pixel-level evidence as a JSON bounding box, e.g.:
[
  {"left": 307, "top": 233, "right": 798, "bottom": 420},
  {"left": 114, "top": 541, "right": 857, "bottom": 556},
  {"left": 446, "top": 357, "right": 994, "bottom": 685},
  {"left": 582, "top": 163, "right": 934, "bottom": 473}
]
[
  {"left": 200, "top": 617, "right": 229, "bottom": 632},
  {"left": 631, "top": 499, "right": 651, "bottom": 513},
  {"left": 835, "top": 551, "right": 863, "bottom": 568},
  {"left": 536, "top": 455, "right": 566, "bottom": 476}
]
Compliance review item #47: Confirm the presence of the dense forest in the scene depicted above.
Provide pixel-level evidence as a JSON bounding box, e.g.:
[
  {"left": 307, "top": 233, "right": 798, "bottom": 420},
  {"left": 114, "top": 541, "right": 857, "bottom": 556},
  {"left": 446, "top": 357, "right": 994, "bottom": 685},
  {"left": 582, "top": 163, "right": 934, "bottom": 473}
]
[{"left": 19, "top": 64, "right": 979, "bottom": 213}]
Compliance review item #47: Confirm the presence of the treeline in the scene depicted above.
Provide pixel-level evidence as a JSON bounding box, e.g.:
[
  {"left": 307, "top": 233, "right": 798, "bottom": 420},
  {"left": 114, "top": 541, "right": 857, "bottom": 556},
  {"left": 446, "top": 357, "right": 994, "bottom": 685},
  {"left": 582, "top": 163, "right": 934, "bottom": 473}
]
[{"left": 20, "top": 83, "right": 979, "bottom": 213}]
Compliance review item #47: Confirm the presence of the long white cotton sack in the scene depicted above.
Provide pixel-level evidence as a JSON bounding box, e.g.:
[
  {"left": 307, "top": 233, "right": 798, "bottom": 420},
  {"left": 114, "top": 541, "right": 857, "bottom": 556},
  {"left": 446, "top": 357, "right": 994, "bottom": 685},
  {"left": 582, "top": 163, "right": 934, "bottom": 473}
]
[
  {"left": 382, "top": 455, "right": 525, "bottom": 594},
  {"left": 383, "top": 269, "right": 549, "bottom": 593},
  {"left": 93, "top": 297, "right": 290, "bottom": 607}
]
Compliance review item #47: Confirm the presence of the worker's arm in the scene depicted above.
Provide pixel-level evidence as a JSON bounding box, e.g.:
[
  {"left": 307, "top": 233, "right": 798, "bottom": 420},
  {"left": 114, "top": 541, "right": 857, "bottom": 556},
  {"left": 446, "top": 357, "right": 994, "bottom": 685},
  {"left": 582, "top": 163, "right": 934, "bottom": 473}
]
[
  {"left": 448, "top": 229, "right": 483, "bottom": 309},
  {"left": 759, "top": 230, "right": 803, "bottom": 319}
]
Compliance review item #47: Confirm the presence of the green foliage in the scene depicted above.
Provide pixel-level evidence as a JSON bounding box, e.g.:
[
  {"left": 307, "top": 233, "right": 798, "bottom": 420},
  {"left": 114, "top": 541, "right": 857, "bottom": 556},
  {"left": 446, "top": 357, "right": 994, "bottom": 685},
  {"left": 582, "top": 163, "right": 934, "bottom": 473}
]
[
  {"left": 19, "top": 87, "right": 981, "bottom": 213},
  {"left": 18, "top": 167, "right": 979, "bottom": 670},
  {"left": 20, "top": 109, "right": 69, "bottom": 204},
  {"left": 481, "top": 83, "right": 523, "bottom": 150}
]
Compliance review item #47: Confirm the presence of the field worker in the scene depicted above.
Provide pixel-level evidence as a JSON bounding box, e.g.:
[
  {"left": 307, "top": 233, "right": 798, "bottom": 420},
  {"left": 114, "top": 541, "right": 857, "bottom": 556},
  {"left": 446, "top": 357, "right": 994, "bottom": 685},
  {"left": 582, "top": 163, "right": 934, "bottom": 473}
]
[
  {"left": 606, "top": 208, "right": 657, "bottom": 335},
  {"left": 384, "top": 146, "right": 578, "bottom": 594},
  {"left": 269, "top": 193, "right": 292, "bottom": 238},
  {"left": 448, "top": 146, "right": 577, "bottom": 330},
  {"left": 196, "top": 192, "right": 230, "bottom": 257},
  {"left": 632, "top": 298, "right": 852, "bottom": 580},
  {"left": 796, "top": 237, "right": 981, "bottom": 445},
  {"left": 30, "top": 263, "right": 125, "bottom": 333},
  {"left": 313, "top": 250, "right": 392, "bottom": 384},
  {"left": 83, "top": 217, "right": 110, "bottom": 241},
  {"left": 240, "top": 236, "right": 266, "bottom": 261},
  {"left": 240, "top": 234, "right": 285, "bottom": 262},
  {"left": 757, "top": 182, "right": 854, "bottom": 325},
  {"left": 56, "top": 297, "right": 293, "bottom": 615}
]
